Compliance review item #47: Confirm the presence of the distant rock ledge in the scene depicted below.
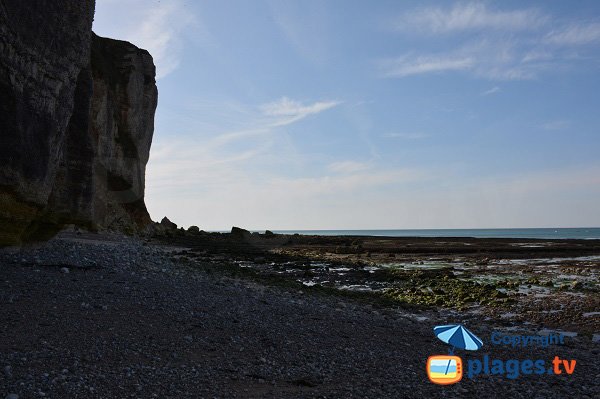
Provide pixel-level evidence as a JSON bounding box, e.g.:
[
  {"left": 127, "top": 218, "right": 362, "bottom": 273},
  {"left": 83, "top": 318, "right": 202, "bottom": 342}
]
[{"left": 0, "top": 1, "right": 157, "bottom": 245}]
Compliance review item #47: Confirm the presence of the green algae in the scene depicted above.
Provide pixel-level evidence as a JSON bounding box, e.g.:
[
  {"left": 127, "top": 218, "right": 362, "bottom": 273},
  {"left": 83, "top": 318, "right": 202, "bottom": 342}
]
[{"left": 179, "top": 256, "right": 513, "bottom": 311}]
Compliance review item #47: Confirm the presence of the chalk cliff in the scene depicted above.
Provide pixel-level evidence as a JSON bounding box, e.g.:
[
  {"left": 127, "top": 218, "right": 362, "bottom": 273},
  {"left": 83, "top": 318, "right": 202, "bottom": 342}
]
[
  {"left": 0, "top": 1, "right": 157, "bottom": 245},
  {"left": 87, "top": 33, "right": 156, "bottom": 232}
]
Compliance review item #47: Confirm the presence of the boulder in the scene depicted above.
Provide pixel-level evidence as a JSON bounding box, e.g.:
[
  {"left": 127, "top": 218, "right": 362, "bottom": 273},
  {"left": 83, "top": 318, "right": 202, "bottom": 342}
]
[
  {"left": 231, "top": 226, "right": 251, "bottom": 239},
  {"left": 187, "top": 225, "right": 200, "bottom": 233}
]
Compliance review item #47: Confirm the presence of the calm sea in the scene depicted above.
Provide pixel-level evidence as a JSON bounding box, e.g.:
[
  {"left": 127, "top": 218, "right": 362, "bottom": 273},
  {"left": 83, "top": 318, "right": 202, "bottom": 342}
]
[{"left": 270, "top": 228, "right": 600, "bottom": 240}]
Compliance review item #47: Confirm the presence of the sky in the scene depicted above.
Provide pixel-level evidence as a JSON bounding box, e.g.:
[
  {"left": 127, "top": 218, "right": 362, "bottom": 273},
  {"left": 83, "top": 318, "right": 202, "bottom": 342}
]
[{"left": 93, "top": 0, "right": 600, "bottom": 230}]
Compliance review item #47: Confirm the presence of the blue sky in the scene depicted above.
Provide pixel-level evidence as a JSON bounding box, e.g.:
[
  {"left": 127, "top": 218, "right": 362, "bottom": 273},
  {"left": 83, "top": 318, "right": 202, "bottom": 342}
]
[{"left": 93, "top": 0, "right": 600, "bottom": 230}]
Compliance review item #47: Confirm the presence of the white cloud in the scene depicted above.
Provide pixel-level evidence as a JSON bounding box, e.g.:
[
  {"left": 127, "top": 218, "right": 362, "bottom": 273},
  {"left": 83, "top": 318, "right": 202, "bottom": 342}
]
[
  {"left": 394, "top": 2, "right": 547, "bottom": 34},
  {"left": 384, "top": 132, "right": 430, "bottom": 140},
  {"left": 260, "top": 97, "right": 341, "bottom": 126},
  {"left": 521, "top": 50, "right": 554, "bottom": 63},
  {"left": 482, "top": 65, "right": 539, "bottom": 81},
  {"left": 384, "top": 3, "right": 600, "bottom": 81},
  {"left": 380, "top": 55, "right": 473, "bottom": 77},
  {"left": 93, "top": 0, "right": 198, "bottom": 79},
  {"left": 380, "top": 38, "right": 557, "bottom": 81},
  {"left": 545, "top": 23, "right": 600, "bottom": 46},
  {"left": 146, "top": 96, "right": 342, "bottom": 196},
  {"left": 482, "top": 86, "right": 500, "bottom": 95}
]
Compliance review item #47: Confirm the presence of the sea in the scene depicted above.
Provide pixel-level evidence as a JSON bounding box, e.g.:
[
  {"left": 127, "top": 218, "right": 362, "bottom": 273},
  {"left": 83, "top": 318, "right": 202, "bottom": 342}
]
[{"left": 269, "top": 228, "right": 600, "bottom": 240}]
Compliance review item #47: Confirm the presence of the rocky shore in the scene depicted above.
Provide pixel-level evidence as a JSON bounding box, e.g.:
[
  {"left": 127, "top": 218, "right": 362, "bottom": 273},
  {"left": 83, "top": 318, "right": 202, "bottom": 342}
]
[
  {"left": 1, "top": 231, "right": 599, "bottom": 398},
  {"left": 159, "top": 230, "right": 600, "bottom": 335}
]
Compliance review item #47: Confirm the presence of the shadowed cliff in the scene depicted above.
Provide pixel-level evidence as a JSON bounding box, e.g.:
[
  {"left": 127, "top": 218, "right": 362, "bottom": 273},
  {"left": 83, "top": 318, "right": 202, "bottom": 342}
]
[{"left": 0, "top": 1, "right": 157, "bottom": 245}]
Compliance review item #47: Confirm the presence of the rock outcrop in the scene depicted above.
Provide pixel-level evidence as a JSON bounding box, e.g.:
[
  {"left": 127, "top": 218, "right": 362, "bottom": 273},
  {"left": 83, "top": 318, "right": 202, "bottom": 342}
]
[
  {"left": 160, "top": 217, "right": 178, "bottom": 230},
  {"left": 0, "top": 1, "right": 158, "bottom": 245}
]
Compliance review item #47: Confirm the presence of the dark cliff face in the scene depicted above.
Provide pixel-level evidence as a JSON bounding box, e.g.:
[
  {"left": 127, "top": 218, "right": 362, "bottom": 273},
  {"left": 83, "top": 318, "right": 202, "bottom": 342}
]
[
  {"left": 0, "top": 1, "right": 158, "bottom": 245},
  {"left": 0, "top": 0, "right": 96, "bottom": 244},
  {"left": 88, "top": 34, "right": 157, "bottom": 232}
]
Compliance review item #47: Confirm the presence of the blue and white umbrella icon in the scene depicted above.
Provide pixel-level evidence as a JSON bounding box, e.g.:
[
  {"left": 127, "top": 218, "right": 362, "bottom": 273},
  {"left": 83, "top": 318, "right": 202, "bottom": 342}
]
[
  {"left": 433, "top": 324, "right": 483, "bottom": 352},
  {"left": 433, "top": 324, "right": 483, "bottom": 376}
]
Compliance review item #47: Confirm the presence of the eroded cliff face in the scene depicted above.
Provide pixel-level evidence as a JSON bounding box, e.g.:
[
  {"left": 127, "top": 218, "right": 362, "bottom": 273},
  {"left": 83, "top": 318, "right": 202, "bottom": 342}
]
[
  {"left": 88, "top": 34, "right": 157, "bottom": 232},
  {"left": 0, "top": 1, "right": 158, "bottom": 245},
  {"left": 0, "top": 0, "right": 96, "bottom": 244}
]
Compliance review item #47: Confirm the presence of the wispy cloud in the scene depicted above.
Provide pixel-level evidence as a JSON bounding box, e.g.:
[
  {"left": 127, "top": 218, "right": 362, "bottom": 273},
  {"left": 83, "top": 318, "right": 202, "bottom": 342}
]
[
  {"left": 379, "top": 39, "right": 546, "bottom": 81},
  {"left": 482, "top": 86, "right": 501, "bottom": 95},
  {"left": 93, "top": 0, "right": 199, "bottom": 79},
  {"left": 383, "top": 2, "right": 600, "bottom": 81},
  {"left": 383, "top": 132, "right": 430, "bottom": 140},
  {"left": 544, "top": 22, "right": 600, "bottom": 46},
  {"left": 147, "top": 96, "right": 341, "bottom": 192},
  {"left": 260, "top": 97, "right": 341, "bottom": 126},
  {"left": 521, "top": 50, "right": 554, "bottom": 63},
  {"left": 394, "top": 2, "right": 547, "bottom": 34},
  {"left": 380, "top": 55, "right": 473, "bottom": 78}
]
